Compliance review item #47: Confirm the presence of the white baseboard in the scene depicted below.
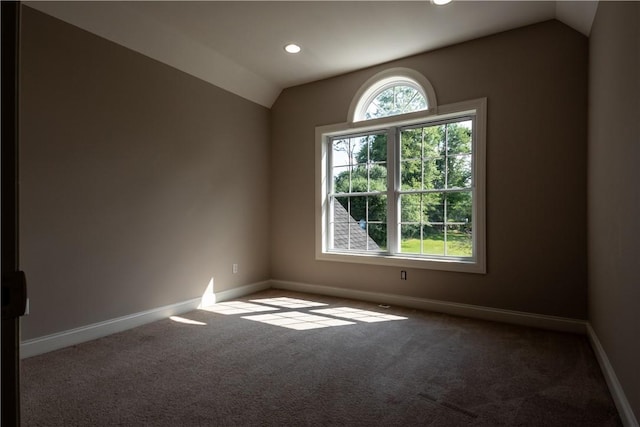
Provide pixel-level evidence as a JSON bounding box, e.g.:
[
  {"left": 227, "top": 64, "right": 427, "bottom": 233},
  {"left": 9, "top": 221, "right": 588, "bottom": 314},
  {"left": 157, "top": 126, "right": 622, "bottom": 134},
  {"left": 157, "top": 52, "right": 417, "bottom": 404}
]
[
  {"left": 21, "top": 298, "right": 201, "bottom": 359},
  {"left": 587, "top": 324, "right": 639, "bottom": 427},
  {"left": 270, "top": 279, "right": 588, "bottom": 334},
  {"left": 21, "top": 280, "right": 271, "bottom": 359}
]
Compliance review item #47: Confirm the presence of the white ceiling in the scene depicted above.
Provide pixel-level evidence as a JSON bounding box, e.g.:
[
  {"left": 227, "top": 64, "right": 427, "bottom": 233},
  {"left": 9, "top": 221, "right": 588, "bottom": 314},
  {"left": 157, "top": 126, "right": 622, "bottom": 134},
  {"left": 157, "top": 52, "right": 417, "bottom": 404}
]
[{"left": 26, "top": 1, "right": 598, "bottom": 107}]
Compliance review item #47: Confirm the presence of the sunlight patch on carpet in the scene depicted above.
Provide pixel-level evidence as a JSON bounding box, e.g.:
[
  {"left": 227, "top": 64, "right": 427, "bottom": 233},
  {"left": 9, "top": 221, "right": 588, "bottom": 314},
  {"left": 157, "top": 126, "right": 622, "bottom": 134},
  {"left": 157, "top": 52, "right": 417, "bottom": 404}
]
[
  {"left": 311, "top": 307, "right": 408, "bottom": 323},
  {"left": 250, "top": 297, "right": 328, "bottom": 309},
  {"left": 169, "top": 316, "right": 207, "bottom": 326},
  {"left": 242, "top": 311, "right": 355, "bottom": 330},
  {"left": 202, "top": 296, "right": 408, "bottom": 330},
  {"left": 200, "top": 301, "right": 280, "bottom": 315}
]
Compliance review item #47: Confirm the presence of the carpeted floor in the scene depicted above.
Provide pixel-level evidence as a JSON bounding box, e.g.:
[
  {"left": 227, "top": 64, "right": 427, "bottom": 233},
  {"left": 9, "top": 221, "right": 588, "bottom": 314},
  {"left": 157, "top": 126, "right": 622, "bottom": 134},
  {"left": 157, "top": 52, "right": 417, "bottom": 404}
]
[{"left": 21, "top": 289, "right": 621, "bottom": 426}]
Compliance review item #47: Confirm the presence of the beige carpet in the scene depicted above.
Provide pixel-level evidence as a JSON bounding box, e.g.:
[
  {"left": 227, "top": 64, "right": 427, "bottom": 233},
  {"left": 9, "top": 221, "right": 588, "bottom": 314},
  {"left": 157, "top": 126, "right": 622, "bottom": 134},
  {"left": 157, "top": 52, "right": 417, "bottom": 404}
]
[{"left": 21, "top": 289, "right": 621, "bottom": 426}]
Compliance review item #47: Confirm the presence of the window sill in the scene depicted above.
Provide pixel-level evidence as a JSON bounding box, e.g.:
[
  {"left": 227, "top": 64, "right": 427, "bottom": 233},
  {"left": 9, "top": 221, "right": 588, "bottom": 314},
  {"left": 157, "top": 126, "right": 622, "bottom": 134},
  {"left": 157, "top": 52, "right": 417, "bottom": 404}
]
[{"left": 317, "top": 251, "right": 486, "bottom": 274}]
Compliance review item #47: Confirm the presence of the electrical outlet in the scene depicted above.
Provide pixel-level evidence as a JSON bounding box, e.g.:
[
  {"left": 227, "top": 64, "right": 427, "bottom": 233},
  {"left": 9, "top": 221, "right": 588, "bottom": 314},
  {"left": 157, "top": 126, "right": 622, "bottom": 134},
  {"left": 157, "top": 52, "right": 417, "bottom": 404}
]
[
  {"left": 232, "top": 264, "right": 238, "bottom": 274},
  {"left": 400, "top": 270, "right": 407, "bottom": 280}
]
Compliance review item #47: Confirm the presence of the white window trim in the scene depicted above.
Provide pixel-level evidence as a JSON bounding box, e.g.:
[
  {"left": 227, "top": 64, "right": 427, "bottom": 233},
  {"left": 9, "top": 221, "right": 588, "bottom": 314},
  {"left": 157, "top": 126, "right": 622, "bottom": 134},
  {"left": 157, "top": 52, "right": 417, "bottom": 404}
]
[{"left": 316, "top": 98, "right": 487, "bottom": 274}]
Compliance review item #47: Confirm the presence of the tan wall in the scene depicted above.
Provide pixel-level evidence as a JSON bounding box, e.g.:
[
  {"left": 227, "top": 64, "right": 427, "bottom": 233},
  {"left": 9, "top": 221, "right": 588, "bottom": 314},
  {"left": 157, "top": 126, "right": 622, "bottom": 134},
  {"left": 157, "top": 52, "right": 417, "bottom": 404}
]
[
  {"left": 19, "top": 7, "right": 271, "bottom": 339},
  {"left": 588, "top": 2, "right": 640, "bottom": 420},
  {"left": 271, "top": 20, "right": 588, "bottom": 319}
]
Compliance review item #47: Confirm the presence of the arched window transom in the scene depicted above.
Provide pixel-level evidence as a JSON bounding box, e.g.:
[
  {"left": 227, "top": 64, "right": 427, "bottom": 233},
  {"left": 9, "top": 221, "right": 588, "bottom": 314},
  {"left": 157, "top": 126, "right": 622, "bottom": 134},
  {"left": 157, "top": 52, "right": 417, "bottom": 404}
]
[
  {"left": 361, "top": 79, "right": 427, "bottom": 120},
  {"left": 350, "top": 68, "right": 437, "bottom": 123}
]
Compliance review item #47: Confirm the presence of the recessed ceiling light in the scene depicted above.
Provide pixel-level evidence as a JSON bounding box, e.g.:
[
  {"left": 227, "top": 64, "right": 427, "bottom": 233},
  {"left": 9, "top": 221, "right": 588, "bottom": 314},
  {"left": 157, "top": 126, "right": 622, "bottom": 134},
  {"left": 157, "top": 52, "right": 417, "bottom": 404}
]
[
  {"left": 284, "top": 43, "right": 301, "bottom": 54},
  {"left": 431, "top": 0, "right": 452, "bottom": 5}
]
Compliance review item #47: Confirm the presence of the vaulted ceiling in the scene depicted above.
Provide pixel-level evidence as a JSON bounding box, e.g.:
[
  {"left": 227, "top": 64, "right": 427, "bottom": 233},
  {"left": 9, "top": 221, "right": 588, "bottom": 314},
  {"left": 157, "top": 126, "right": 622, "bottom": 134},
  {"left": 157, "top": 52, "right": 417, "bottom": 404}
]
[{"left": 26, "top": 1, "right": 598, "bottom": 107}]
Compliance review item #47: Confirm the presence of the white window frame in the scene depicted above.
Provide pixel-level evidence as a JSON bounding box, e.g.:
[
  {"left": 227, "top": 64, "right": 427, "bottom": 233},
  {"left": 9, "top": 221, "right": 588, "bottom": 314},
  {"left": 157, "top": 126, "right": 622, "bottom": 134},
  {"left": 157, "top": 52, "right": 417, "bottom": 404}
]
[{"left": 316, "top": 97, "right": 486, "bottom": 274}]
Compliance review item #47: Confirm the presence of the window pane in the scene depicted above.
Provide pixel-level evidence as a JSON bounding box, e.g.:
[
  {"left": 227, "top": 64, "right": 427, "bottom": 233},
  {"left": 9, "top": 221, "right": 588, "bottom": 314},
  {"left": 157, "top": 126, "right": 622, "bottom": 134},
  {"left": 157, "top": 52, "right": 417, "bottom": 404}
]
[
  {"left": 370, "top": 88, "right": 395, "bottom": 118},
  {"left": 332, "top": 138, "right": 353, "bottom": 166},
  {"left": 331, "top": 197, "right": 349, "bottom": 249},
  {"left": 445, "top": 191, "right": 473, "bottom": 257},
  {"left": 349, "top": 196, "right": 367, "bottom": 224},
  {"left": 407, "top": 92, "right": 428, "bottom": 112},
  {"left": 350, "top": 167, "right": 369, "bottom": 193},
  {"left": 369, "top": 163, "right": 387, "bottom": 192},
  {"left": 331, "top": 221, "right": 349, "bottom": 250},
  {"left": 401, "top": 160, "right": 422, "bottom": 190},
  {"left": 401, "top": 157, "right": 445, "bottom": 191},
  {"left": 400, "top": 224, "right": 422, "bottom": 254},
  {"left": 351, "top": 136, "right": 369, "bottom": 164},
  {"left": 446, "top": 120, "right": 472, "bottom": 155},
  {"left": 423, "top": 125, "right": 446, "bottom": 158},
  {"left": 400, "top": 193, "right": 422, "bottom": 223},
  {"left": 332, "top": 196, "right": 349, "bottom": 218},
  {"left": 446, "top": 192, "right": 472, "bottom": 224},
  {"left": 333, "top": 165, "right": 350, "bottom": 193},
  {"left": 367, "top": 223, "right": 386, "bottom": 250},
  {"left": 401, "top": 128, "right": 422, "bottom": 161},
  {"left": 447, "top": 155, "right": 472, "bottom": 189},
  {"left": 446, "top": 224, "right": 472, "bottom": 257},
  {"left": 363, "top": 134, "right": 387, "bottom": 163},
  {"left": 367, "top": 195, "right": 387, "bottom": 222},
  {"left": 332, "top": 197, "right": 349, "bottom": 222},
  {"left": 424, "top": 157, "right": 444, "bottom": 190},
  {"left": 396, "top": 86, "right": 419, "bottom": 114},
  {"left": 424, "top": 192, "right": 444, "bottom": 224},
  {"left": 365, "top": 103, "right": 381, "bottom": 120},
  {"left": 423, "top": 224, "right": 445, "bottom": 256},
  {"left": 330, "top": 196, "right": 384, "bottom": 251}
]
